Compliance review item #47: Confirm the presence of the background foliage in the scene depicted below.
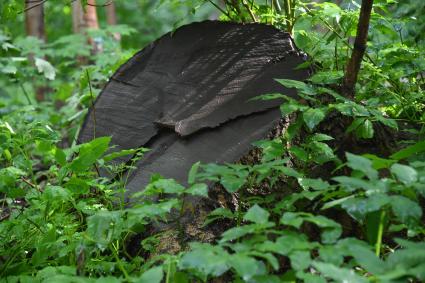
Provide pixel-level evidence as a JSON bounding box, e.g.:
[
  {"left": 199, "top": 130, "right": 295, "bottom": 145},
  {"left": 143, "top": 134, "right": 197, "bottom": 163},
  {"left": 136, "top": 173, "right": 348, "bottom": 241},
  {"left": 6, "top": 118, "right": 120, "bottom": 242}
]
[{"left": 0, "top": 0, "right": 424, "bottom": 282}]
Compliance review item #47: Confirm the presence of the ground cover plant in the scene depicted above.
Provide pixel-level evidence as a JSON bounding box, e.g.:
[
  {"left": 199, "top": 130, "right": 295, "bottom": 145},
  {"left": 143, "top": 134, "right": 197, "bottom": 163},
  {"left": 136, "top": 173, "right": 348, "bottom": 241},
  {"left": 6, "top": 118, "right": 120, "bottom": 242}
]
[{"left": 0, "top": 0, "right": 424, "bottom": 282}]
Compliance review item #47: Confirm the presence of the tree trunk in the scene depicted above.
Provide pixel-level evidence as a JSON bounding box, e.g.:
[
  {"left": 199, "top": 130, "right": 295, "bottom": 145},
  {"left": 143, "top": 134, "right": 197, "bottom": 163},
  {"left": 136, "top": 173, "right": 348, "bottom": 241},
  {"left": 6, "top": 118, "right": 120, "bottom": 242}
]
[
  {"left": 342, "top": 0, "right": 374, "bottom": 99},
  {"left": 106, "top": 0, "right": 121, "bottom": 41},
  {"left": 25, "top": 0, "right": 46, "bottom": 102},
  {"left": 25, "top": 0, "right": 45, "bottom": 41},
  {"left": 71, "top": 0, "right": 101, "bottom": 55}
]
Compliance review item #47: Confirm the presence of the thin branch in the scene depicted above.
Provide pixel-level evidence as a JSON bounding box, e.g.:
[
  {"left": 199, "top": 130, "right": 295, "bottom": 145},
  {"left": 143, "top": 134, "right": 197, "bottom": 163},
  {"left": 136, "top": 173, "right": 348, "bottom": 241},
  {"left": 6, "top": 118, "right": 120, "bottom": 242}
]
[
  {"left": 208, "top": 0, "right": 233, "bottom": 20},
  {"left": 86, "top": 0, "right": 112, "bottom": 7},
  {"left": 20, "top": 0, "right": 47, "bottom": 14}
]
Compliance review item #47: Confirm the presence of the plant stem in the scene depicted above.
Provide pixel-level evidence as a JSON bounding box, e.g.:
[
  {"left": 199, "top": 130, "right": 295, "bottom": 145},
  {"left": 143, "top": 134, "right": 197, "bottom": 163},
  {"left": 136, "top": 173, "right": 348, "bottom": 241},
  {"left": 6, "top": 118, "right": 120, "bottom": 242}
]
[
  {"left": 111, "top": 242, "right": 130, "bottom": 281},
  {"left": 375, "top": 210, "right": 385, "bottom": 257},
  {"left": 242, "top": 0, "right": 258, "bottom": 22}
]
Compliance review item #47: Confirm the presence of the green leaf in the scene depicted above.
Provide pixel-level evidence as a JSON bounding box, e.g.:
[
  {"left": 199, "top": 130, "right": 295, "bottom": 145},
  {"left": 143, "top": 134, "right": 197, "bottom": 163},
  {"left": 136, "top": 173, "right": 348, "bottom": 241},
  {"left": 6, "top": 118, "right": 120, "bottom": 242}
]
[
  {"left": 289, "top": 250, "right": 311, "bottom": 271},
  {"left": 244, "top": 204, "right": 270, "bottom": 224},
  {"left": 35, "top": 57, "right": 56, "bottom": 80},
  {"left": 69, "top": 137, "right": 111, "bottom": 172},
  {"left": 230, "top": 254, "right": 265, "bottom": 281},
  {"left": 332, "top": 176, "right": 375, "bottom": 191},
  {"left": 179, "top": 243, "right": 230, "bottom": 278},
  {"left": 303, "top": 108, "right": 326, "bottom": 130},
  {"left": 341, "top": 194, "right": 391, "bottom": 220},
  {"left": 220, "top": 223, "right": 274, "bottom": 243},
  {"left": 390, "top": 141, "right": 425, "bottom": 161},
  {"left": 86, "top": 211, "right": 124, "bottom": 248},
  {"left": 188, "top": 161, "right": 200, "bottom": 184},
  {"left": 275, "top": 79, "right": 316, "bottom": 95},
  {"left": 362, "top": 154, "right": 395, "bottom": 170},
  {"left": 346, "top": 117, "right": 366, "bottom": 134},
  {"left": 136, "top": 266, "right": 164, "bottom": 283},
  {"left": 346, "top": 153, "right": 378, "bottom": 180},
  {"left": 54, "top": 148, "right": 66, "bottom": 166},
  {"left": 281, "top": 212, "right": 342, "bottom": 243},
  {"left": 390, "top": 163, "right": 418, "bottom": 185},
  {"left": 221, "top": 175, "right": 245, "bottom": 193},
  {"left": 298, "top": 178, "right": 330, "bottom": 191},
  {"left": 356, "top": 119, "right": 374, "bottom": 139},
  {"left": 308, "top": 71, "right": 343, "bottom": 84},
  {"left": 204, "top": 207, "right": 234, "bottom": 226},
  {"left": 312, "top": 262, "right": 368, "bottom": 283},
  {"left": 390, "top": 195, "right": 422, "bottom": 225},
  {"left": 145, "top": 178, "right": 185, "bottom": 195},
  {"left": 103, "top": 148, "right": 146, "bottom": 162},
  {"left": 43, "top": 185, "right": 70, "bottom": 202},
  {"left": 186, "top": 183, "right": 208, "bottom": 197}
]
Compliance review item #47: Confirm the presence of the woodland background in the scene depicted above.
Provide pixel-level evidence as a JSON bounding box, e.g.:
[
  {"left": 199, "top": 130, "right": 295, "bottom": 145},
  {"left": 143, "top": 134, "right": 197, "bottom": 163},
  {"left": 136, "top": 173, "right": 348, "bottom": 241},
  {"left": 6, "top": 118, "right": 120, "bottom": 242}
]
[{"left": 0, "top": 0, "right": 424, "bottom": 282}]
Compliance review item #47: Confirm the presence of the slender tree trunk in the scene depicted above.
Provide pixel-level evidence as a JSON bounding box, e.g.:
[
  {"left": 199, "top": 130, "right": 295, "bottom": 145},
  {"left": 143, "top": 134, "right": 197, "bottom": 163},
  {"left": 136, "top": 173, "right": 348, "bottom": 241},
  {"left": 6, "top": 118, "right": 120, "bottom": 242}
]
[
  {"left": 71, "top": 0, "right": 101, "bottom": 55},
  {"left": 25, "top": 0, "right": 45, "bottom": 41},
  {"left": 71, "top": 0, "right": 85, "bottom": 34},
  {"left": 342, "top": 0, "right": 374, "bottom": 99},
  {"left": 25, "top": 0, "right": 46, "bottom": 101},
  {"left": 106, "top": 0, "right": 121, "bottom": 41}
]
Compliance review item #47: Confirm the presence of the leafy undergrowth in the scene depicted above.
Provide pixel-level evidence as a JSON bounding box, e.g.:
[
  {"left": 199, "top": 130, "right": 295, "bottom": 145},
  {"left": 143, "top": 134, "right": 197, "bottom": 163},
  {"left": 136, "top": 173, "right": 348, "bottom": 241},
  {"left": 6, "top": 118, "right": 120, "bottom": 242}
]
[
  {"left": 1, "top": 1, "right": 425, "bottom": 282},
  {"left": 1, "top": 86, "right": 424, "bottom": 282}
]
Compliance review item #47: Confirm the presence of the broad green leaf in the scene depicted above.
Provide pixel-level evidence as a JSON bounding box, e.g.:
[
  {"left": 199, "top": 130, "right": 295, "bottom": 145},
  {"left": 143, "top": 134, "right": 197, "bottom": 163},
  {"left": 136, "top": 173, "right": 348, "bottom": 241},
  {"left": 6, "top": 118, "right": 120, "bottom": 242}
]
[
  {"left": 346, "top": 152, "right": 378, "bottom": 180},
  {"left": 179, "top": 243, "right": 230, "bottom": 278},
  {"left": 244, "top": 204, "right": 270, "bottom": 224},
  {"left": 308, "top": 71, "right": 343, "bottom": 84},
  {"left": 188, "top": 161, "right": 200, "bottom": 184},
  {"left": 390, "top": 195, "right": 422, "bottom": 225},
  {"left": 275, "top": 79, "right": 316, "bottom": 95},
  {"left": 346, "top": 117, "right": 366, "bottom": 134},
  {"left": 312, "top": 262, "right": 368, "bottom": 283},
  {"left": 204, "top": 207, "right": 234, "bottom": 226},
  {"left": 310, "top": 133, "right": 334, "bottom": 142},
  {"left": 86, "top": 211, "right": 124, "bottom": 248},
  {"left": 298, "top": 178, "right": 330, "bottom": 191},
  {"left": 362, "top": 154, "right": 395, "bottom": 169},
  {"left": 281, "top": 212, "right": 342, "bottom": 243},
  {"left": 103, "top": 148, "right": 146, "bottom": 162},
  {"left": 390, "top": 141, "right": 425, "bottom": 160},
  {"left": 220, "top": 223, "right": 274, "bottom": 243},
  {"left": 221, "top": 175, "right": 245, "bottom": 193},
  {"left": 289, "top": 250, "right": 311, "bottom": 271},
  {"left": 69, "top": 137, "right": 111, "bottom": 172},
  {"left": 230, "top": 254, "right": 266, "bottom": 281},
  {"left": 144, "top": 178, "right": 185, "bottom": 195},
  {"left": 356, "top": 119, "right": 374, "bottom": 139},
  {"left": 341, "top": 194, "right": 391, "bottom": 220},
  {"left": 43, "top": 185, "right": 70, "bottom": 202},
  {"left": 332, "top": 176, "right": 375, "bottom": 191},
  {"left": 280, "top": 101, "right": 308, "bottom": 116},
  {"left": 186, "top": 183, "right": 208, "bottom": 197},
  {"left": 338, "top": 238, "right": 387, "bottom": 275},
  {"left": 54, "top": 148, "right": 66, "bottom": 166},
  {"left": 390, "top": 163, "right": 418, "bottom": 185},
  {"left": 303, "top": 108, "right": 326, "bottom": 130},
  {"left": 136, "top": 266, "right": 163, "bottom": 283}
]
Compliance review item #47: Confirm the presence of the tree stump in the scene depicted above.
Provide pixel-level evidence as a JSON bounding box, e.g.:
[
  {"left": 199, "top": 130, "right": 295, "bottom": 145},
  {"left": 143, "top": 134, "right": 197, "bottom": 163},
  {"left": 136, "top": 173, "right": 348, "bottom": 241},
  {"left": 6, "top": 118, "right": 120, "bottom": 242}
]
[{"left": 79, "top": 20, "right": 309, "bottom": 197}]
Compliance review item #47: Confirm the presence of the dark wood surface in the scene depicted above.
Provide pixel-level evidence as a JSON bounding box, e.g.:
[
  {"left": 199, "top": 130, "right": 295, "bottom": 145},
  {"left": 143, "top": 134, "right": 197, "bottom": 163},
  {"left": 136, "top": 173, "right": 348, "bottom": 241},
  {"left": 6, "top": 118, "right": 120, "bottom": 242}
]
[{"left": 79, "top": 21, "right": 309, "bottom": 195}]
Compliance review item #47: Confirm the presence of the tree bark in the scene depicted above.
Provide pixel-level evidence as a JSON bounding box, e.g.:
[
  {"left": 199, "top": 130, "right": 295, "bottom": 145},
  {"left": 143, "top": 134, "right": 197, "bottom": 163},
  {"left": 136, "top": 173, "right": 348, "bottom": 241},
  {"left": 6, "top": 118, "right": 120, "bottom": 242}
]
[
  {"left": 71, "top": 0, "right": 101, "bottom": 55},
  {"left": 106, "top": 0, "right": 121, "bottom": 41},
  {"left": 25, "top": 0, "right": 45, "bottom": 41},
  {"left": 25, "top": 0, "right": 46, "bottom": 101},
  {"left": 342, "top": 0, "right": 374, "bottom": 99}
]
